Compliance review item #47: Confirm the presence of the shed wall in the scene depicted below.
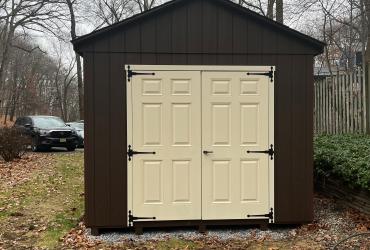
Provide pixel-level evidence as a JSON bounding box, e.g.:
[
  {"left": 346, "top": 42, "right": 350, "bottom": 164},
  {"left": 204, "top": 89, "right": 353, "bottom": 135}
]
[{"left": 82, "top": 0, "right": 315, "bottom": 228}]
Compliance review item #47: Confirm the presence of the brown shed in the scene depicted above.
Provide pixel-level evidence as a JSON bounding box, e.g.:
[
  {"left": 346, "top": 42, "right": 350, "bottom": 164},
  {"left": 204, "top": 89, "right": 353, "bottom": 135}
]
[{"left": 72, "top": 0, "right": 324, "bottom": 234}]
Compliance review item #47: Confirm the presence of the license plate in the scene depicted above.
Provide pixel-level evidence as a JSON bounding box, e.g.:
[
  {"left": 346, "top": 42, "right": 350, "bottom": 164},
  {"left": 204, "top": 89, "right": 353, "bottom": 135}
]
[{"left": 60, "top": 138, "right": 67, "bottom": 143}]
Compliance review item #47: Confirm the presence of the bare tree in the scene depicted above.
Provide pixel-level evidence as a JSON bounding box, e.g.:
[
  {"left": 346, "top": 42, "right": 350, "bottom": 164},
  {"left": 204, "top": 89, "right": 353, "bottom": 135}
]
[
  {"left": 90, "top": 0, "right": 134, "bottom": 26},
  {"left": 0, "top": 0, "right": 66, "bottom": 111},
  {"left": 134, "top": 0, "right": 156, "bottom": 12},
  {"left": 66, "top": 0, "right": 84, "bottom": 119},
  {"left": 276, "top": 0, "right": 283, "bottom": 23},
  {"left": 236, "top": 0, "right": 281, "bottom": 20}
]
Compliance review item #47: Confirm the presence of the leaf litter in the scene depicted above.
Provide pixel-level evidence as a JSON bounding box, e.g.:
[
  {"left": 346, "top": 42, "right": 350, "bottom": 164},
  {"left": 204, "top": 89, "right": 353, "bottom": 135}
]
[{"left": 63, "top": 195, "right": 370, "bottom": 249}]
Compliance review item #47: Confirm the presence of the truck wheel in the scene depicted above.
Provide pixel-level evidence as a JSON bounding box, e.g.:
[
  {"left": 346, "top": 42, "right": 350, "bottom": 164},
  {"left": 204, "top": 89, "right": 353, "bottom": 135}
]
[
  {"left": 67, "top": 145, "right": 76, "bottom": 152},
  {"left": 31, "top": 138, "right": 40, "bottom": 152}
]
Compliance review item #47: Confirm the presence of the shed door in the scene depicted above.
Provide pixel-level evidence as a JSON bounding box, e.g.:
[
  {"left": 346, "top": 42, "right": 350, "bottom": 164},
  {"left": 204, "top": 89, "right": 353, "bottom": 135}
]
[
  {"left": 130, "top": 71, "right": 202, "bottom": 221},
  {"left": 201, "top": 71, "right": 270, "bottom": 220}
]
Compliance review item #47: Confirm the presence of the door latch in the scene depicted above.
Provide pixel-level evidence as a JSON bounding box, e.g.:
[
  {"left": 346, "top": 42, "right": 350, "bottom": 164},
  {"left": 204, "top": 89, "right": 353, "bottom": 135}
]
[
  {"left": 247, "top": 145, "right": 274, "bottom": 160},
  {"left": 127, "top": 145, "right": 156, "bottom": 161}
]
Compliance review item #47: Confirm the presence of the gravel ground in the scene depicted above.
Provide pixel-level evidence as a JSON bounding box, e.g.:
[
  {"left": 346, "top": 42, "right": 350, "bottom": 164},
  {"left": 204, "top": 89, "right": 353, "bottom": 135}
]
[
  {"left": 63, "top": 195, "right": 370, "bottom": 249},
  {"left": 85, "top": 226, "right": 294, "bottom": 243}
]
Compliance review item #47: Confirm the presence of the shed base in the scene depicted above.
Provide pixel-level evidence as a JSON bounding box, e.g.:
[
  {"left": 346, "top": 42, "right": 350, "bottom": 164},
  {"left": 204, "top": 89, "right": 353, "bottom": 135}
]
[{"left": 133, "top": 219, "right": 269, "bottom": 235}]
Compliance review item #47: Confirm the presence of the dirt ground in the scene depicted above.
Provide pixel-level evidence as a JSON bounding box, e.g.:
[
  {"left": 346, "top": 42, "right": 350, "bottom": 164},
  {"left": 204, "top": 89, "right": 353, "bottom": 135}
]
[
  {"left": 0, "top": 150, "right": 84, "bottom": 250},
  {"left": 0, "top": 116, "right": 14, "bottom": 128},
  {"left": 1, "top": 150, "right": 369, "bottom": 249},
  {"left": 63, "top": 198, "right": 370, "bottom": 249}
]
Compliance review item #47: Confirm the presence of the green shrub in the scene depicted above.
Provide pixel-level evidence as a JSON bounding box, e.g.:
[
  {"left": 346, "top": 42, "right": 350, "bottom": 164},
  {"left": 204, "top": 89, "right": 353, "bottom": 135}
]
[
  {"left": 314, "top": 134, "right": 370, "bottom": 191},
  {"left": 0, "top": 127, "right": 30, "bottom": 162}
]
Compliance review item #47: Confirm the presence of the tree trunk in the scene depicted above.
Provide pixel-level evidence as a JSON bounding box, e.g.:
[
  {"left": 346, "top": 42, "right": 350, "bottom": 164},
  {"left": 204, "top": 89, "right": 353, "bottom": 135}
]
[
  {"left": 267, "top": 0, "right": 275, "bottom": 19},
  {"left": 76, "top": 52, "right": 84, "bottom": 120},
  {"left": 276, "top": 0, "right": 283, "bottom": 23},
  {"left": 66, "top": 0, "right": 84, "bottom": 120},
  {"left": 0, "top": 28, "right": 15, "bottom": 95}
]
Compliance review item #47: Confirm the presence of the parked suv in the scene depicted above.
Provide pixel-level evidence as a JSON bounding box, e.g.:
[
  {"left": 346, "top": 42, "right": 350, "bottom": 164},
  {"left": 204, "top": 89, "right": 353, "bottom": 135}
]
[
  {"left": 66, "top": 122, "right": 84, "bottom": 148},
  {"left": 14, "top": 116, "right": 78, "bottom": 152}
]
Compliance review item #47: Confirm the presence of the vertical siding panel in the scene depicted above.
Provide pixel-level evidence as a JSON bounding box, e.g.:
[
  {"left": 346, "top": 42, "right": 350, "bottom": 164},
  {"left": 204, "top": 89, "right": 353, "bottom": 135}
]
[
  {"left": 84, "top": 51, "right": 95, "bottom": 227},
  {"left": 217, "top": 6, "right": 233, "bottom": 64},
  {"left": 109, "top": 32, "right": 127, "bottom": 226},
  {"left": 171, "top": 5, "right": 187, "bottom": 64},
  {"left": 156, "top": 10, "right": 172, "bottom": 64},
  {"left": 305, "top": 56, "right": 314, "bottom": 221},
  {"left": 274, "top": 55, "right": 292, "bottom": 222},
  {"left": 93, "top": 40, "right": 110, "bottom": 226},
  {"left": 232, "top": 13, "right": 248, "bottom": 65},
  {"left": 291, "top": 56, "right": 306, "bottom": 221},
  {"left": 247, "top": 19, "right": 262, "bottom": 65},
  {"left": 141, "top": 19, "right": 157, "bottom": 63},
  {"left": 202, "top": 0, "right": 218, "bottom": 54},
  {"left": 263, "top": 28, "right": 277, "bottom": 55},
  {"left": 232, "top": 14, "right": 248, "bottom": 65},
  {"left": 187, "top": 0, "right": 203, "bottom": 64},
  {"left": 202, "top": 0, "right": 218, "bottom": 64},
  {"left": 125, "top": 24, "right": 141, "bottom": 64},
  {"left": 187, "top": 0, "right": 202, "bottom": 53}
]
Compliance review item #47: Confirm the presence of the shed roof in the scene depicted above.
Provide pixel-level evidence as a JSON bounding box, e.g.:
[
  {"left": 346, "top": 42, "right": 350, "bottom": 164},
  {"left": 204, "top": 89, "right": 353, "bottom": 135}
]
[{"left": 72, "top": 0, "right": 325, "bottom": 54}]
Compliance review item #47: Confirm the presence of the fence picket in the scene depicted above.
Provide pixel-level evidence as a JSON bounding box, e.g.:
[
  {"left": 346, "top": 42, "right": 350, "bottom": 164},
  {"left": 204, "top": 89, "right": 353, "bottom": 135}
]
[{"left": 314, "top": 68, "right": 366, "bottom": 135}]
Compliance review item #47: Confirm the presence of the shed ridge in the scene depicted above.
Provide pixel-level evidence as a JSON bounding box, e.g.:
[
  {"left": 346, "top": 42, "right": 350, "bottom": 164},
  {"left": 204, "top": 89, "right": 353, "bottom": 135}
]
[{"left": 72, "top": 0, "right": 325, "bottom": 54}]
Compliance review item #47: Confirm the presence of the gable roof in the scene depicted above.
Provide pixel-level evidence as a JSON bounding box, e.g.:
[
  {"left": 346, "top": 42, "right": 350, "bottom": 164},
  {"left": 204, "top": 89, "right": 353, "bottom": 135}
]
[{"left": 72, "top": 0, "right": 325, "bottom": 53}]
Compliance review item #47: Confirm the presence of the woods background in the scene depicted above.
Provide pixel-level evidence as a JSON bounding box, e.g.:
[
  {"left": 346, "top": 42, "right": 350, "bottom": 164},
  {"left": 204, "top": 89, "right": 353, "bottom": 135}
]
[{"left": 1, "top": 0, "right": 370, "bottom": 130}]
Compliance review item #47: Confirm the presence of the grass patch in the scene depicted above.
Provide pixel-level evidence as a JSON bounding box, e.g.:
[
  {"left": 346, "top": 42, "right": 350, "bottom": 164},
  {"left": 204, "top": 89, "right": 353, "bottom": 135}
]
[
  {"left": 0, "top": 152, "right": 84, "bottom": 249},
  {"left": 37, "top": 153, "right": 84, "bottom": 248}
]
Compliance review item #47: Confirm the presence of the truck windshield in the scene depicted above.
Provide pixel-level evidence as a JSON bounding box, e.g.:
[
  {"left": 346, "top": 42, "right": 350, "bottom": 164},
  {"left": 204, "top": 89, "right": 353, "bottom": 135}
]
[{"left": 32, "top": 117, "right": 66, "bottom": 129}]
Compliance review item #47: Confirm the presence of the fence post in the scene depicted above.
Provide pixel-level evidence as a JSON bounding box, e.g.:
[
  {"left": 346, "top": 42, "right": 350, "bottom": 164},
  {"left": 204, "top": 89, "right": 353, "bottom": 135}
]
[{"left": 366, "top": 64, "right": 370, "bottom": 134}]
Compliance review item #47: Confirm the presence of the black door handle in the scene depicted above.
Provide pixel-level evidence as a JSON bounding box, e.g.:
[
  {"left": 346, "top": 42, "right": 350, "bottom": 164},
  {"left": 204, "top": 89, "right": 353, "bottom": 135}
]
[
  {"left": 203, "top": 150, "right": 214, "bottom": 155},
  {"left": 127, "top": 145, "right": 156, "bottom": 161}
]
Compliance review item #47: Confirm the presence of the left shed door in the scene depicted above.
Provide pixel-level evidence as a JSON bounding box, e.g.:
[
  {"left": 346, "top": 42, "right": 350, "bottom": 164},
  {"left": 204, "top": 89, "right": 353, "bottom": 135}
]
[{"left": 129, "top": 70, "right": 202, "bottom": 221}]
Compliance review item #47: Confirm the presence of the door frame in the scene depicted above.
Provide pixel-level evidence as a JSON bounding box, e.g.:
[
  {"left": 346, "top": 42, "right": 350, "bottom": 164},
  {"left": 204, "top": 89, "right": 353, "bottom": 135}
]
[{"left": 126, "top": 65, "right": 275, "bottom": 225}]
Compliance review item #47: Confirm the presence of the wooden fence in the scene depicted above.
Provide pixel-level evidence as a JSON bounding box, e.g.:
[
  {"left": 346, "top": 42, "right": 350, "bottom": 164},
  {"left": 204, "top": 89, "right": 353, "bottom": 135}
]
[{"left": 314, "top": 68, "right": 367, "bottom": 134}]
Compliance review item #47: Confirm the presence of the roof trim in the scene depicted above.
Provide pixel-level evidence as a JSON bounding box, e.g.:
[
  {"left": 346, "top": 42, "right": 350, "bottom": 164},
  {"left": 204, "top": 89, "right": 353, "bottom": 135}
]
[{"left": 72, "top": 0, "right": 325, "bottom": 53}]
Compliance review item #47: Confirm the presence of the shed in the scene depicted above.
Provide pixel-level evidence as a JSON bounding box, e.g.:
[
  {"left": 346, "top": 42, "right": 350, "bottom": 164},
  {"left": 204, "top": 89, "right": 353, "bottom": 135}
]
[{"left": 72, "top": 0, "right": 325, "bottom": 235}]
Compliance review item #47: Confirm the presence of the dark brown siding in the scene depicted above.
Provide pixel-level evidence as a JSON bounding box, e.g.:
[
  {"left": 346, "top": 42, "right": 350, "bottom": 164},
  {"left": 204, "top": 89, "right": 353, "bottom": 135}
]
[{"left": 81, "top": 0, "right": 318, "bottom": 228}]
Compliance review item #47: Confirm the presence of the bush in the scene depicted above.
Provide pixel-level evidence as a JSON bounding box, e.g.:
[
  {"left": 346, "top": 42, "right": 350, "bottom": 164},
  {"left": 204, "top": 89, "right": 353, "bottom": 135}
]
[
  {"left": 0, "top": 127, "right": 30, "bottom": 162},
  {"left": 314, "top": 134, "right": 370, "bottom": 191}
]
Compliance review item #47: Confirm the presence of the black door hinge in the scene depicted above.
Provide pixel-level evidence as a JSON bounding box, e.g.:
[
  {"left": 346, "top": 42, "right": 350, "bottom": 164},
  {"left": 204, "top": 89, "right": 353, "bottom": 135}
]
[
  {"left": 247, "top": 144, "right": 275, "bottom": 160},
  {"left": 247, "top": 208, "right": 274, "bottom": 223},
  {"left": 128, "top": 210, "right": 156, "bottom": 227},
  {"left": 127, "top": 65, "right": 155, "bottom": 82},
  {"left": 247, "top": 66, "right": 274, "bottom": 82},
  {"left": 127, "top": 145, "right": 156, "bottom": 161}
]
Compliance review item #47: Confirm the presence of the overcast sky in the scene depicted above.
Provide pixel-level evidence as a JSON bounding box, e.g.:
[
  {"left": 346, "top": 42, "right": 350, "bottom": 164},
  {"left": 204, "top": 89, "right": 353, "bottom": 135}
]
[{"left": 33, "top": 0, "right": 324, "bottom": 63}]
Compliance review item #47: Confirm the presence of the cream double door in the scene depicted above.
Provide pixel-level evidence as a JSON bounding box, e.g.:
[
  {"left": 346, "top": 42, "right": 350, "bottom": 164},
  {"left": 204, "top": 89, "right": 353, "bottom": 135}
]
[{"left": 127, "top": 66, "right": 273, "bottom": 222}]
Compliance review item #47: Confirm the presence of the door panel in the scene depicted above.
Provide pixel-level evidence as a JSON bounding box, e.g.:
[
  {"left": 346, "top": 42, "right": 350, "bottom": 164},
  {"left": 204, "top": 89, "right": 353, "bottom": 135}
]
[
  {"left": 131, "top": 71, "right": 201, "bottom": 221},
  {"left": 202, "top": 71, "right": 270, "bottom": 220},
  {"left": 129, "top": 66, "right": 273, "bottom": 223}
]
